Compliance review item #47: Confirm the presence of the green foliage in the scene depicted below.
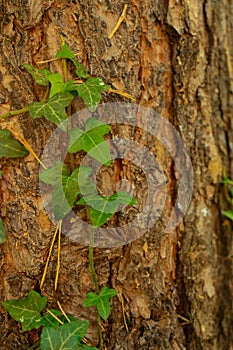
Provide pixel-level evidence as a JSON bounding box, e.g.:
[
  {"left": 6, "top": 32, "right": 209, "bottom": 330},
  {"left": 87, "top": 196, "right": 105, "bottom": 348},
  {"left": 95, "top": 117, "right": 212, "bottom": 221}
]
[
  {"left": 0, "top": 218, "right": 6, "bottom": 244},
  {"left": 78, "top": 192, "right": 137, "bottom": 227},
  {"left": 40, "top": 162, "right": 92, "bottom": 219},
  {"left": 83, "top": 286, "right": 117, "bottom": 320},
  {"left": 223, "top": 209, "right": 233, "bottom": 221},
  {"left": 71, "top": 78, "right": 109, "bottom": 112},
  {"left": 2, "top": 290, "right": 47, "bottom": 331},
  {"left": 0, "top": 170, "right": 3, "bottom": 176},
  {"left": 28, "top": 92, "right": 74, "bottom": 130},
  {"left": 56, "top": 43, "right": 88, "bottom": 78},
  {"left": 48, "top": 73, "right": 75, "bottom": 98},
  {"left": 0, "top": 129, "right": 29, "bottom": 158},
  {"left": 68, "top": 117, "right": 111, "bottom": 165},
  {"left": 2, "top": 290, "right": 96, "bottom": 349},
  {"left": 40, "top": 320, "right": 90, "bottom": 350},
  {"left": 39, "top": 309, "right": 61, "bottom": 328},
  {"left": 22, "top": 64, "right": 51, "bottom": 86},
  {"left": 1, "top": 41, "right": 135, "bottom": 349}
]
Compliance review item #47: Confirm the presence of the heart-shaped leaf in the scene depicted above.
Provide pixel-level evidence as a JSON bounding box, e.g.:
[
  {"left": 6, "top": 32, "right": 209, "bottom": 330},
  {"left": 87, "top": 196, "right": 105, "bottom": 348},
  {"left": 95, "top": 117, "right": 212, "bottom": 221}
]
[
  {"left": 2, "top": 290, "right": 47, "bottom": 331},
  {"left": 22, "top": 64, "right": 52, "bottom": 86},
  {"left": 40, "top": 320, "right": 89, "bottom": 350},
  {"left": 28, "top": 92, "right": 74, "bottom": 129},
  {"left": 68, "top": 117, "right": 111, "bottom": 165},
  {"left": 72, "top": 78, "right": 109, "bottom": 112},
  {"left": 0, "top": 219, "right": 6, "bottom": 244},
  {"left": 0, "top": 129, "right": 29, "bottom": 158},
  {"left": 83, "top": 286, "right": 117, "bottom": 320}
]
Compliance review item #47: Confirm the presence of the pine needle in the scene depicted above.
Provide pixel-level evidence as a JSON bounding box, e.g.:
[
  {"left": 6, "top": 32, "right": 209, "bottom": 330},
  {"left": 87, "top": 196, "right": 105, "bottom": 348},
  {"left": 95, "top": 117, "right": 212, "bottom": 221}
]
[
  {"left": 55, "top": 220, "right": 62, "bottom": 291},
  {"left": 57, "top": 301, "right": 71, "bottom": 323},
  {"left": 47, "top": 309, "right": 64, "bottom": 325},
  {"left": 108, "top": 4, "right": 128, "bottom": 39},
  {"left": 108, "top": 88, "right": 136, "bottom": 101},
  {"left": 8, "top": 127, "right": 47, "bottom": 170},
  {"left": 40, "top": 221, "right": 61, "bottom": 289}
]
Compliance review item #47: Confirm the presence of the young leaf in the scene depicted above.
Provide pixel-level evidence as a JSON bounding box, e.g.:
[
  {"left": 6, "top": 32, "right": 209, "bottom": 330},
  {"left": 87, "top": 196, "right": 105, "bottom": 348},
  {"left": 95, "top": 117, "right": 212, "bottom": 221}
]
[
  {"left": 28, "top": 92, "right": 74, "bottom": 129},
  {"left": 56, "top": 43, "right": 88, "bottom": 78},
  {"left": 56, "top": 43, "right": 76, "bottom": 60},
  {"left": 0, "top": 218, "right": 6, "bottom": 244},
  {"left": 223, "top": 209, "right": 233, "bottom": 221},
  {"left": 78, "top": 192, "right": 137, "bottom": 227},
  {"left": 22, "top": 64, "right": 52, "bottom": 86},
  {"left": 2, "top": 290, "right": 47, "bottom": 331},
  {"left": 40, "top": 162, "right": 92, "bottom": 220},
  {"left": 0, "top": 129, "right": 29, "bottom": 158},
  {"left": 68, "top": 117, "right": 111, "bottom": 165},
  {"left": 40, "top": 320, "right": 89, "bottom": 350},
  {"left": 48, "top": 73, "right": 76, "bottom": 98},
  {"left": 83, "top": 286, "right": 117, "bottom": 320},
  {"left": 72, "top": 78, "right": 109, "bottom": 112}
]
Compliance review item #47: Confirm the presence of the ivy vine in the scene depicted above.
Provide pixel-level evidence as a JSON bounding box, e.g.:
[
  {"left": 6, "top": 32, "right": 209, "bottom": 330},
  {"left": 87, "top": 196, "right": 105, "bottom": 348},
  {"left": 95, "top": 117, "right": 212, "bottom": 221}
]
[{"left": 0, "top": 41, "right": 136, "bottom": 349}]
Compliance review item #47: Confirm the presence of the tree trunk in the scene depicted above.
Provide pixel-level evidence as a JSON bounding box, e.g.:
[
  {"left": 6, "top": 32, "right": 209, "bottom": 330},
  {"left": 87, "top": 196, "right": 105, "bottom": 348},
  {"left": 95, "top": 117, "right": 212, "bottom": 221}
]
[{"left": 0, "top": 1, "right": 232, "bottom": 349}]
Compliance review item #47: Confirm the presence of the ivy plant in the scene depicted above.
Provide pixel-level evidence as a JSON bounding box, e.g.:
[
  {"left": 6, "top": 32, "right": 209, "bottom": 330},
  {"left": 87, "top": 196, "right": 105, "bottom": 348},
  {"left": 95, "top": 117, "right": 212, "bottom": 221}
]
[
  {"left": 0, "top": 41, "right": 137, "bottom": 349},
  {"left": 2, "top": 290, "right": 98, "bottom": 350}
]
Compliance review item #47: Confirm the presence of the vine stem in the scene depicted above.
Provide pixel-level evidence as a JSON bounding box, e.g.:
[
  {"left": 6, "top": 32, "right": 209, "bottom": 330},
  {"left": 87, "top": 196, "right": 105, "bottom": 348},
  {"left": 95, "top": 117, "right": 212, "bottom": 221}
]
[
  {"left": 0, "top": 107, "right": 29, "bottom": 120},
  {"left": 89, "top": 228, "right": 99, "bottom": 294},
  {"left": 89, "top": 228, "right": 103, "bottom": 349}
]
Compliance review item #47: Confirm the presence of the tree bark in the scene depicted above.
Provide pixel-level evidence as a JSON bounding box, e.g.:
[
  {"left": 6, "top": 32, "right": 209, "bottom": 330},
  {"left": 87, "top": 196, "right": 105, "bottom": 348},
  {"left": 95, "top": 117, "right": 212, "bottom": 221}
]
[{"left": 0, "top": 1, "right": 232, "bottom": 349}]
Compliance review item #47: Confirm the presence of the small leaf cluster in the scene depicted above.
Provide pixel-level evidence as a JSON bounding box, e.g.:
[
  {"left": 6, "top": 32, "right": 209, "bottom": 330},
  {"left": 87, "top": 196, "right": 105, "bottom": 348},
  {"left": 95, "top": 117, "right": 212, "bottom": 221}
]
[
  {"left": 83, "top": 286, "right": 117, "bottom": 320},
  {"left": 2, "top": 290, "right": 97, "bottom": 349}
]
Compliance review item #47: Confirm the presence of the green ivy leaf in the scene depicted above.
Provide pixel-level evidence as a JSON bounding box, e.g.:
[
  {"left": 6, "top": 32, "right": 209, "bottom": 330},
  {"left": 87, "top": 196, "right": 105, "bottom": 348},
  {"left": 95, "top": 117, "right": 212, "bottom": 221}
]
[
  {"left": 68, "top": 117, "right": 111, "bottom": 165},
  {"left": 0, "top": 129, "right": 29, "bottom": 158},
  {"left": 72, "top": 78, "right": 109, "bottom": 112},
  {"left": 48, "top": 73, "right": 76, "bottom": 98},
  {"left": 78, "top": 192, "right": 137, "bottom": 227},
  {"left": 40, "top": 162, "right": 92, "bottom": 219},
  {"left": 2, "top": 290, "right": 47, "bottom": 331},
  {"left": 39, "top": 309, "right": 61, "bottom": 328},
  {"left": 83, "top": 286, "right": 117, "bottom": 320},
  {"left": 223, "top": 209, "right": 233, "bottom": 221},
  {"left": 40, "top": 320, "right": 89, "bottom": 350},
  {"left": 56, "top": 43, "right": 88, "bottom": 78},
  {"left": 28, "top": 92, "right": 74, "bottom": 129},
  {"left": 56, "top": 43, "right": 76, "bottom": 60},
  {"left": 39, "top": 161, "right": 68, "bottom": 185},
  {"left": 0, "top": 218, "right": 6, "bottom": 244},
  {"left": 22, "top": 64, "right": 52, "bottom": 86}
]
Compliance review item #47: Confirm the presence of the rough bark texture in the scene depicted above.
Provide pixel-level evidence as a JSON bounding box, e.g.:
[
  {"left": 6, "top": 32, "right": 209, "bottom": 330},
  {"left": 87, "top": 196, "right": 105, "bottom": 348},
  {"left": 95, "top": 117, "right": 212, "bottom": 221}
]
[{"left": 0, "top": 1, "right": 232, "bottom": 349}]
